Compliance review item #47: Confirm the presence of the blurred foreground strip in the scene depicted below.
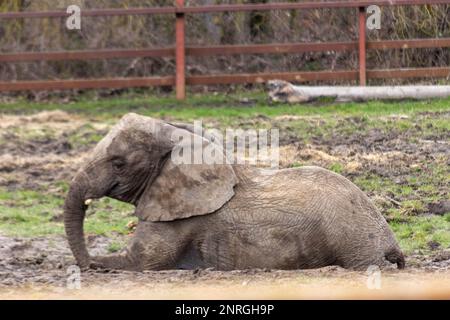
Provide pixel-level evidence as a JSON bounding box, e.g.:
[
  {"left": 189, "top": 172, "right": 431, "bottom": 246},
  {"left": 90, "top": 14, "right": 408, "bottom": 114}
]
[{"left": 1, "top": 269, "right": 449, "bottom": 300}]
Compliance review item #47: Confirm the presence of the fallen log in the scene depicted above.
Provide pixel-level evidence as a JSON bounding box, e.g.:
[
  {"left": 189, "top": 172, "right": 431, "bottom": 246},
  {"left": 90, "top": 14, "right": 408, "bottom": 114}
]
[{"left": 267, "top": 80, "right": 450, "bottom": 103}]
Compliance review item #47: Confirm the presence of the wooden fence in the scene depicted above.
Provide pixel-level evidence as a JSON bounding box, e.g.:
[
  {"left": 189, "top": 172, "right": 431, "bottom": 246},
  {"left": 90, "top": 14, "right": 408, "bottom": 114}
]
[{"left": 1, "top": 0, "right": 449, "bottom": 100}]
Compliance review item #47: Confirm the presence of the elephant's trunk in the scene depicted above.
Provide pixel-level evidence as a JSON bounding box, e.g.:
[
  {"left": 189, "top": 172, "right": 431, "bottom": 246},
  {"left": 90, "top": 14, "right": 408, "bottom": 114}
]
[{"left": 64, "top": 174, "right": 90, "bottom": 268}]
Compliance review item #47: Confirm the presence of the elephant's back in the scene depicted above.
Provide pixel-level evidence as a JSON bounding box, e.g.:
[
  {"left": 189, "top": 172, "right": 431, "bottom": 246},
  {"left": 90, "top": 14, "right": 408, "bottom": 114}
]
[
  {"left": 264, "top": 165, "right": 361, "bottom": 194},
  {"left": 233, "top": 166, "right": 364, "bottom": 207},
  {"left": 266, "top": 166, "right": 382, "bottom": 218},
  {"left": 227, "top": 165, "right": 387, "bottom": 230}
]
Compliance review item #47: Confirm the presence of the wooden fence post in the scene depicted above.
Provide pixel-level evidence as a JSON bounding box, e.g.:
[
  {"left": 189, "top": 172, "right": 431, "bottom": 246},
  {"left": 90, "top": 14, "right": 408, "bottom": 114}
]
[
  {"left": 175, "top": 0, "right": 186, "bottom": 100},
  {"left": 358, "top": 6, "right": 367, "bottom": 86}
]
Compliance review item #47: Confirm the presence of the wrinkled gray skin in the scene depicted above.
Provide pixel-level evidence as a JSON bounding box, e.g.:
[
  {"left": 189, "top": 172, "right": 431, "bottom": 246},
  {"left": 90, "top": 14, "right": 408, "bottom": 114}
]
[{"left": 64, "top": 113, "right": 405, "bottom": 271}]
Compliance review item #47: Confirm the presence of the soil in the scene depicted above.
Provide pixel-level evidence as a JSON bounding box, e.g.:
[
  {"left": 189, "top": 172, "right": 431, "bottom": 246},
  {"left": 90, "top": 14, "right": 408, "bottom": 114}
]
[
  {"left": 0, "top": 234, "right": 449, "bottom": 299},
  {"left": 0, "top": 111, "right": 449, "bottom": 299},
  {"left": 428, "top": 200, "right": 450, "bottom": 216}
]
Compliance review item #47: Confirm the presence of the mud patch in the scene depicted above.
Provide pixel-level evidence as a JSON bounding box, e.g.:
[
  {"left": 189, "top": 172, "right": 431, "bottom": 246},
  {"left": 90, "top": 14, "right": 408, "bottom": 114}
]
[
  {"left": 0, "top": 234, "right": 449, "bottom": 287},
  {"left": 428, "top": 201, "right": 450, "bottom": 216},
  {"left": 0, "top": 111, "right": 110, "bottom": 191},
  {"left": 0, "top": 235, "right": 120, "bottom": 287},
  {"left": 0, "top": 235, "right": 449, "bottom": 298}
]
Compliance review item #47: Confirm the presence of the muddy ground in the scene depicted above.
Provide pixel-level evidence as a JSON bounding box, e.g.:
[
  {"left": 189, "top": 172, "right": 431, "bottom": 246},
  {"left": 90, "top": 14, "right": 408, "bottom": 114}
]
[
  {"left": 1, "top": 234, "right": 450, "bottom": 299},
  {"left": 0, "top": 110, "right": 449, "bottom": 299}
]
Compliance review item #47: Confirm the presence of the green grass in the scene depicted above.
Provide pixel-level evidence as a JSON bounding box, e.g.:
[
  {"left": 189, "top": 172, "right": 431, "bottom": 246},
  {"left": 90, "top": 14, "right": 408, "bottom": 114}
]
[
  {"left": 353, "top": 161, "right": 450, "bottom": 254},
  {"left": 329, "top": 162, "right": 344, "bottom": 174},
  {"left": 1, "top": 91, "right": 450, "bottom": 121},
  {"left": 0, "top": 189, "right": 64, "bottom": 236},
  {"left": 107, "top": 240, "right": 128, "bottom": 253},
  {"left": 391, "top": 214, "right": 450, "bottom": 253},
  {"left": 67, "top": 123, "right": 105, "bottom": 148},
  {"left": 0, "top": 187, "right": 135, "bottom": 237}
]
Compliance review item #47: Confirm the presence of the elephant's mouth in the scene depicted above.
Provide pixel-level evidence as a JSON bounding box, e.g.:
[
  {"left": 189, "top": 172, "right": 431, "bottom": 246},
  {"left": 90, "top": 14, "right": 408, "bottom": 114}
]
[
  {"left": 106, "top": 172, "right": 156, "bottom": 206},
  {"left": 106, "top": 180, "right": 145, "bottom": 205},
  {"left": 106, "top": 181, "right": 121, "bottom": 198}
]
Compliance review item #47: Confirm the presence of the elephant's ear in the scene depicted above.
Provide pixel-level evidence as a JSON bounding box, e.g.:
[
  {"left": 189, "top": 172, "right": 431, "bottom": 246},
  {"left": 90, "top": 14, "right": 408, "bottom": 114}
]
[{"left": 135, "top": 129, "right": 237, "bottom": 222}]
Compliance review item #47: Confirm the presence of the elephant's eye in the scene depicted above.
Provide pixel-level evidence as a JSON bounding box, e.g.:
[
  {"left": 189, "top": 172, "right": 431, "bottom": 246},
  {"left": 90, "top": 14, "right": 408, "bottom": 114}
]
[{"left": 112, "top": 158, "right": 126, "bottom": 171}]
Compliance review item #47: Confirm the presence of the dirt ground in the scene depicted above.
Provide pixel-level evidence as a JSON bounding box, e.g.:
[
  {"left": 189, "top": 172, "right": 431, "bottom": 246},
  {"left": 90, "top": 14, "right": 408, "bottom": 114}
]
[
  {"left": 0, "top": 110, "right": 449, "bottom": 299},
  {"left": 0, "top": 234, "right": 450, "bottom": 299}
]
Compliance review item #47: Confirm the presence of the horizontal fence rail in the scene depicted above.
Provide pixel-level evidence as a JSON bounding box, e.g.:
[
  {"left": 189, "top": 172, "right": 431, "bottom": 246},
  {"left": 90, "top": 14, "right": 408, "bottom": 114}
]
[
  {"left": 3, "top": 39, "right": 450, "bottom": 62},
  {"left": 2, "top": 68, "right": 450, "bottom": 92},
  {"left": 1, "top": 1, "right": 449, "bottom": 99}
]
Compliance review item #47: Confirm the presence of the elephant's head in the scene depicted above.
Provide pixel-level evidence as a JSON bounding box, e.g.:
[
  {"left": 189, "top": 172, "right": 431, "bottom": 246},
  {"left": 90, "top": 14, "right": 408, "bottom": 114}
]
[{"left": 63, "top": 113, "right": 237, "bottom": 268}]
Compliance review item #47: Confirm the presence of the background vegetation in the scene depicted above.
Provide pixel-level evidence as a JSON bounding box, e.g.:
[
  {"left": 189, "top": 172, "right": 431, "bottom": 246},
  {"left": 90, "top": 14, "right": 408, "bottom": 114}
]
[{"left": 1, "top": 0, "right": 449, "bottom": 95}]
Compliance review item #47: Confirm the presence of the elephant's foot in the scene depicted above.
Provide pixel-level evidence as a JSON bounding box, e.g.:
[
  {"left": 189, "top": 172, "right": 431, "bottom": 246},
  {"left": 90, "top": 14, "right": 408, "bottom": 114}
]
[{"left": 90, "top": 253, "right": 140, "bottom": 271}]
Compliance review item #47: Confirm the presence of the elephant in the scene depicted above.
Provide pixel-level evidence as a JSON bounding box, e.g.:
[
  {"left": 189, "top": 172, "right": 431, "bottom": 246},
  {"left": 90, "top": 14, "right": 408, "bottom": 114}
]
[{"left": 64, "top": 113, "right": 405, "bottom": 271}]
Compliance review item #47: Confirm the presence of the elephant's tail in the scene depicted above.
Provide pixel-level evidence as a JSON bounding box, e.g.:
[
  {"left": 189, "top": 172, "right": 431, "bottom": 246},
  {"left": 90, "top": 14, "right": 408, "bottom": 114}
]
[{"left": 385, "top": 247, "right": 405, "bottom": 269}]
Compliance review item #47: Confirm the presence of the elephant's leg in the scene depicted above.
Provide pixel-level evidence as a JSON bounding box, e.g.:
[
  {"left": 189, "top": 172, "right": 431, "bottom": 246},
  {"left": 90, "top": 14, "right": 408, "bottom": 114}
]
[
  {"left": 90, "top": 250, "right": 139, "bottom": 271},
  {"left": 132, "top": 222, "right": 193, "bottom": 270},
  {"left": 89, "top": 234, "right": 144, "bottom": 271},
  {"left": 91, "top": 221, "right": 191, "bottom": 271}
]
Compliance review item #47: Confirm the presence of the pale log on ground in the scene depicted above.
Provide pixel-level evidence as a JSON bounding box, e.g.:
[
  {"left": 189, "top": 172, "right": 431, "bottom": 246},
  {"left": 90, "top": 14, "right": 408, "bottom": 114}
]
[{"left": 267, "top": 80, "right": 450, "bottom": 103}]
